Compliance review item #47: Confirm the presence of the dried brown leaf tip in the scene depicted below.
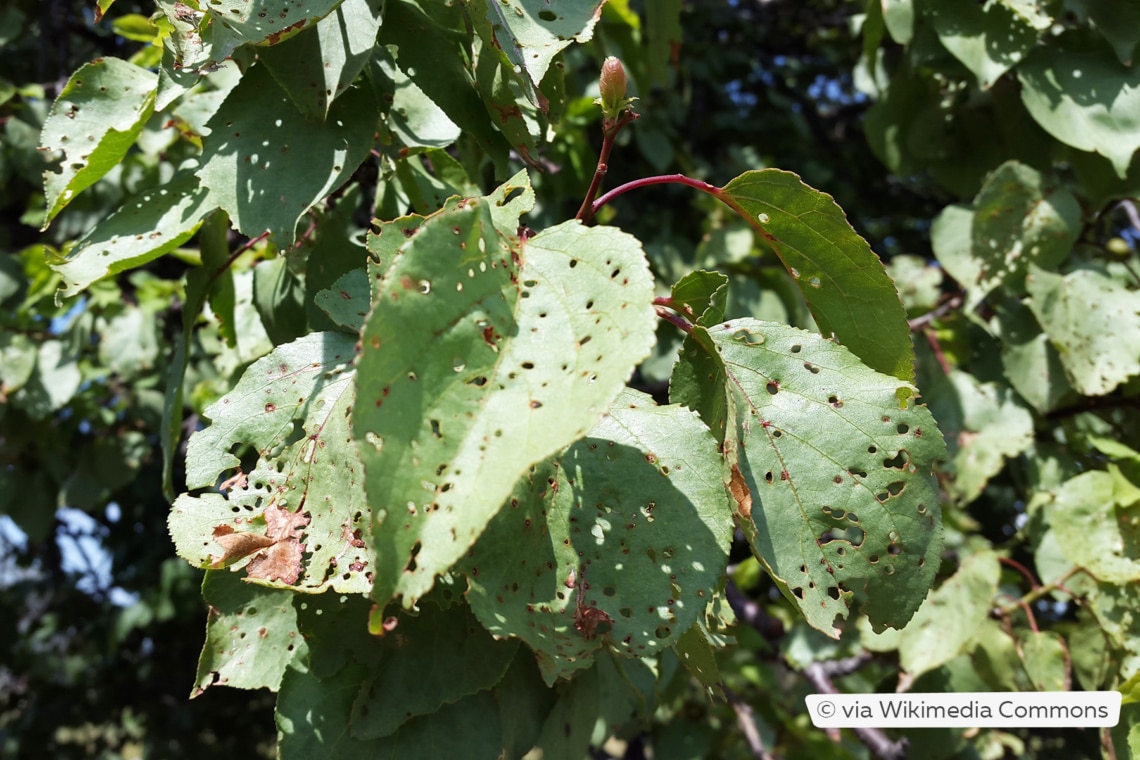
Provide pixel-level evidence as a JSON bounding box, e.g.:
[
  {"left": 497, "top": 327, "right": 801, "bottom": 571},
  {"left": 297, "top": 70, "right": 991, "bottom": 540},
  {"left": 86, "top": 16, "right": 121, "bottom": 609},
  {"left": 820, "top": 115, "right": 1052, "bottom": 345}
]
[{"left": 210, "top": 525, "right": 275, "bottom": 567}]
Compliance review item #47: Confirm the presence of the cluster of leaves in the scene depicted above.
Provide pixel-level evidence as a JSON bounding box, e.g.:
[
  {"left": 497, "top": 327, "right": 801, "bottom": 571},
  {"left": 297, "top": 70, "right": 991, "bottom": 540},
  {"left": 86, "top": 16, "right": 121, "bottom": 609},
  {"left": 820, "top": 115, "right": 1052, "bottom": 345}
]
[{"left": 2, "top": 0, "right": 1138, "bottom": 758}]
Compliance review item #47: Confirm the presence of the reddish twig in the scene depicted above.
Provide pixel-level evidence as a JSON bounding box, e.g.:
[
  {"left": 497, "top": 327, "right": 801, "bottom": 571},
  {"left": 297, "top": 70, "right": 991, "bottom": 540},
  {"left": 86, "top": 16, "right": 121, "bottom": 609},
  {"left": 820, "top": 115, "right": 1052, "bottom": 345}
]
[{"left": 575, "top": 109, "right": 640, "bottom": 223}]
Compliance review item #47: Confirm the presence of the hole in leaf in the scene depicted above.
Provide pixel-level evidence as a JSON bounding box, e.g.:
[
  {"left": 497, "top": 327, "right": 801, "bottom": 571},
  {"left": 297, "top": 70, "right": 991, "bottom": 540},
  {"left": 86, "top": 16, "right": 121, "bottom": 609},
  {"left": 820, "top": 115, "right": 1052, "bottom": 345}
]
[
  {"left": 867, "top": 445, "right": 877, "bottom": 454},
  {"left": 790, "top": 344, "right": 802, "bottom": 353},
  {"left": 655, "top": 624, "right": 671, "bottom": 639},
  {"left": 803, "top": 362, "right": 819, "bottom": 374},
  {"left": 620, "top": 607, "right": 633, "bottom": 618},
  {"left": 883, "top": 451, "right": 908, "bottom": 469},
  {"left": 602, "top": 586, "right": 616, "bottom": 597},
  {"left": 897, "top": 423, "right": 910, "bottom": 434},
  {"left": 827, "top": 587, "right": 840, "bottom": 600},
  {"left": 791, "top": 587, "right": 804, "bottom": 599},
  {"left": 888, "top": 544, "right": 901, "bottom": 556},
  {"left": 430, "top": 420, "right": 442, "bottom": 438},
  {"left": 886, "top": 481, "right": 905, "bottom": 496}
]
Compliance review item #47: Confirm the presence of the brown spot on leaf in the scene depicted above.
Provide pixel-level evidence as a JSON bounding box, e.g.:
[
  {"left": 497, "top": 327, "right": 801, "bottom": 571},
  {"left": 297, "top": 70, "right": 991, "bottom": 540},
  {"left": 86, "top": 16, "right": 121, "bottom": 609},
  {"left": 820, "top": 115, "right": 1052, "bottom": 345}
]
[{"left": 728, "top": 464, "right": 752, "bottom": 519}]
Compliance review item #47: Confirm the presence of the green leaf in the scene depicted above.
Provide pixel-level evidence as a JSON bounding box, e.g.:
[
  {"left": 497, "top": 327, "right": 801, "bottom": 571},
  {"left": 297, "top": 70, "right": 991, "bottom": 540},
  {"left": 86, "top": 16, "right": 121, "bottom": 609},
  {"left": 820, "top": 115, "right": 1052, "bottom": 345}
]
[
  {"left": 0, "top": 331, "right": 36, "bottom": 394},
  {"left": 40, "top": 57, "right": 157, "bottom": 226},
  {"left": 671, "top": 320, "right": 945, "bottom": 636},
  {"left": 260, "top": 0, "right": 384, "bottom": 120},
  {"left": 718, "top": 170, "right": 914, "bottom": 383},
  {"left": 278, "top": 666, "right": 506, "bottom": 759},
  {"left": 1026, "top": 266, "right": 1140, "bottom": 396},
  {"left": 1018, "top": 40, "right": 1140, "bottom": 178},
  {"left": 532, "top": 666, "right": 599, "bottom": 760},
  {"left": 646, "top": 0, "right": 683, "bottom": 88},
  {"left": 998, "top": 299, "right": 1074, "bottom": 414},
  {"left": 1085, "top": 0, "right": 1140, "bottom": 65},
  {"left": 348, "top": 602, "right": 517, "bottom": 739},
  {"left": 315, "top": 269, "right": 369, "bottom": 333},
  {"left": 881, "top": 0, "right": 915, "bottom": 45},
  {"left": 203, "top": 0, "right": 344, "bottom": 62},
  {"left": 192, "top": 570, "right": 304, "bottom": 696},
  {"left": 170, "top": 332, "right": 375, "bottom": 593},
  {"left": 379, "top": 0, "right": 508, "bottom": 169},
  {"left": 674, "top": 623, "right": 723, "bottom": 691},
  {"left": 942, "top": 371, "right": 1034, "bottom": 505},
  {"left": 374, "top": 48, "right": 462, "bottom": 149},
  {"left": 465, "top": 0, "right": 605, "bottom": 95},
  {"left": 197, "top": 64, "right": 376, "bottom": 243},
  {"left": 922, "top": 0, "right": 1039, "bottom": 89},
  {"left": 931, "top": 203, "right": 982, "bottom": 290},
  {"left": 354, "top": 174, "right": 657, "bottom": 609},
  {"left": 1019, "top": 631, "right": 1068, "bottom": 691},
  {"left": 898, "top": 551, "right": 1000, "bottom": 679},
  {"left": 967, "top": 161, "right": 1081, "bottom": 306},
  {"left": 669, "top": 270, "right": 729, "bottom": 327},
  {"left": 12, "top": 339, "right": 82, "bottom": 419},
  {"left": 1047, "top": 471, "right": 1140, "bottom": 584},
  {"left": 98, "top": 305, "right": 161, "bottom": 378},
  {"left": 253, "top": 256, "right": 308, "bottom": 346},
  {"left": 464, "top": 388, "right": 733, "bottom": 683},
  {"left": 51, "top": 171, "right": 213, "bottom": 298}
]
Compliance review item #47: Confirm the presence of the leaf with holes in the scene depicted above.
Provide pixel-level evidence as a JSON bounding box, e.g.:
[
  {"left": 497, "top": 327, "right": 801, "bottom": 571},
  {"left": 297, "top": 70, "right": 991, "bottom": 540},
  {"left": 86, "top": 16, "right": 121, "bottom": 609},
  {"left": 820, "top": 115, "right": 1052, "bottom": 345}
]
[
  {"left": 671, "top": 319, "right": 944, "bottom": 636},
  {"left": 965, "top": 161, "right": 1081, "bottom": 309},
  {"left": 353, "top": 173, "right": 657, "bottom": 610},
  {"left": 466, "top": 0, "right": 605, "bottom": 98},
  {"left": 168, "top": 331, "right": 374, "bottom": 593},
  {"left": 1019, "top": 41, "right": 1140, "bottom": 178},
  {"left": 1047, "top": 471, "right": 1140, "bottom": 583},
  {"left": 197, "top": 64, "right": 376, "bottom": 243},
  {"left": 923, "top": 0, "right": 1039, "bottom": 89},
  {"left": 200, "top": 0, "right": 344, "bottom": 63},
  {"left": 717, "top": 170, "right": 914, "bottom": 382},
  {"left": 897, "top": 550, "right": 1000, "bottom": 679},
  {"left": 1027, "top": 265, "right": 1140, "bottom": 396},
  {"left": 192, "top": 569, "right": 305, "bottom": 696},
  {"left": 259, "top": 0, "right": 384, "bottom": 120},
  {"left": 51, "top": 171, "right": 214, "bottom": 298},
  {"left": 40, "top": 57, "right": 157, "bottom": 227},
  {"left": 463, "top": 388, "right": 732, "bottom": 684},
  {"left": 669, "top": 270, "right": 729, "bottom": 327},
  {"left": 315, "top": 269, "right": 370, "bottom": 333}
]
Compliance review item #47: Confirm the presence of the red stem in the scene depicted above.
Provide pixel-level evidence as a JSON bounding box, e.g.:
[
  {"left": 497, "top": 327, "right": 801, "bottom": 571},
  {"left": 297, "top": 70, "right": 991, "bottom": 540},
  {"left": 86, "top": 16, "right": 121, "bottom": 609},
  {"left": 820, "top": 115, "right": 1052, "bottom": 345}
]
[
  {"left": 590, "top": 174, "right": 721, "bottom": 218},
  {"left": 655, "top": 306, "right": 693, "bottom": 334},
  {"left": 575, "top": 110, "right": 639, "bottom": 223}
]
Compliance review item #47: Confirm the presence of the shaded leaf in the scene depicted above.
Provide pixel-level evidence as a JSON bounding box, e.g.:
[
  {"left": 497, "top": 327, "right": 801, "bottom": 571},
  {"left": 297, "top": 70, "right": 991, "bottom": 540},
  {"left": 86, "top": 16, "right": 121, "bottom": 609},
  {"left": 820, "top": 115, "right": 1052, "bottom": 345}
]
[
  {"left": 315, "top": 268, "right": 369, "bottom": 333},
  {"left": 464, "top": 388, "right": 732, "bottom": 683},
  {"left": 40, "top": 57, "right": 157, "bottom": 226},
  {"left": 1026, "top": 265, "right": 1140, "bottom": 396},
  {"left": 354, "top": 173, "right": 657, "bottom": 609},
  {"left": 922, "top": 0, "right": 1039, "bottom": 89},
  {"left": 718, "top": 170, "right": 914, "bottom": 382},
  {"left": 671, "top": 320, "right": 944, "bottom": 636},
  {"left": 198, "top": 64, "right": 376, "bottom": 243},
  {"left": 1019, "top": 631, "right": 1068, "bottom": 691},
  {"left": 898, "top": 551, "right": 1000, "bottom": 679},
  {"left": 349, "top": 603, "right": 517, "bottom": 739},
  {"left": 1019, "top": 40, "right": 1140, "bottom": 178},
  {"left": 669, "top": 270, "right": 728, "bottom": 327},
  {"left": 968, "top": 161, "right": 1081, "bottom": 307},
  {"left": 260, "top": 0, "right": 384, "bottom": 119},
  {"left": 203, "top": 0, "right": 344, "bottom": 62}
]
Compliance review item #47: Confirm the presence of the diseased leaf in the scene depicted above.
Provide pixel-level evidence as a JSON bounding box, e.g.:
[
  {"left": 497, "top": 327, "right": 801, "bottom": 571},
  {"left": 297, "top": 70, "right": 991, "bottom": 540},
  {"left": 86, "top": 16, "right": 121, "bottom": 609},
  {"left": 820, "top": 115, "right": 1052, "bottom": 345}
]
[
  {"left": 942, "top": 371, "right": 1034, "bottom": 505},
  {"left": 1026, "top": 266, "right": 1140, "bottom": 396},
  {"left": 354, "top": 173, "right": 657, "bottom": 610},
  {"left": 671, "top": 320, "right": 944, "bottom": 636},
  {"left": 197, "top": 64, "right": 376, "bottom": 243},
  {"left": 260, "top": 0, "right": 384, "bottom": 119},
  {"left": 40, "top": 57, "right": 157, "bottom": 226},
  {"left": 349, "top": 603, "right": 517, "bottom": 739},
  {"left": 1047, "top": 471, "right": 1140, "bottom": 583},
  {"left": 464, "top": 388, "right": 733, "bottom": 684},
  {"left": 466, "top": 0, "right": 605, "bottom": 95},
  {"left": 193, "top": 570, "right": 304, "bottom": 697},
  {"left": 898, "top": 551, "right": 1000, "bottom": 679},
  {"left": 203, "top": 0, "right": 344, "bottom": 63},
  {"left": 315, "top": 269, "right": 369, "bottom": 333},
  {"left": 169, "top": 332, "right": 374, "bottom": 593},
  {"left": 968, "top": 161, "right": 1081, "bottom": 307},
  {"left": 1019, "top": 40, "right": 1140, "bottom": 178},
  {"left": 718, "top": 170, "right": 914, "bottom": 382},
  {"left": 922, "top": 0, "right": 1039, "bottom": 89}
]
